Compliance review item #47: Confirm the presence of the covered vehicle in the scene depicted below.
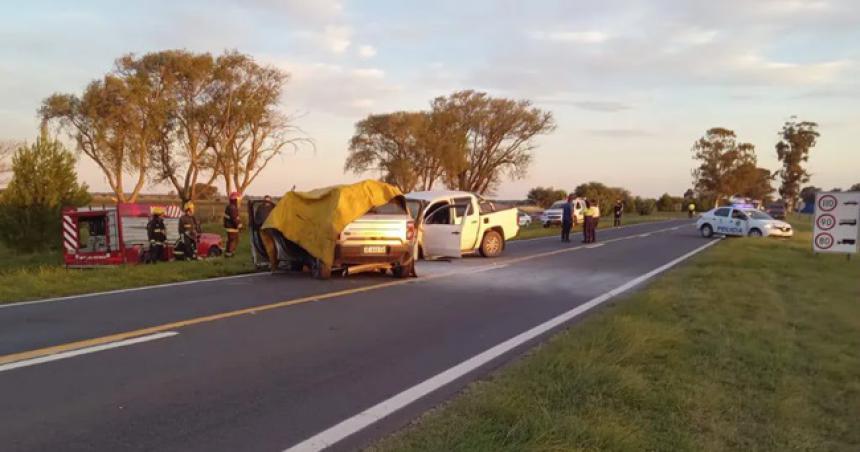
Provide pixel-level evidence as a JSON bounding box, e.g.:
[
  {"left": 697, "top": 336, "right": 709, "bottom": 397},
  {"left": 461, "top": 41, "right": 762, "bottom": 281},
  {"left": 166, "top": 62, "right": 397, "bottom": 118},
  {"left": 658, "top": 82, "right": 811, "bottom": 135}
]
[
  {"left": 250, "top": 180, "right": 416, "bottom": 279},
  {"left": 697, "top": 206, "right": 793, "bottom": 238}
]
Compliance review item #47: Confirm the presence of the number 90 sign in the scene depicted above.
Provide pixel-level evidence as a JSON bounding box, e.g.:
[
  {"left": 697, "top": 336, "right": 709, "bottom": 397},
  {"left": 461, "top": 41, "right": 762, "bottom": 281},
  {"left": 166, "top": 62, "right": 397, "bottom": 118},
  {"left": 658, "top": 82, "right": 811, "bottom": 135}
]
[{"left": 816, "top": 214, "right": 836, "bottom": 230}]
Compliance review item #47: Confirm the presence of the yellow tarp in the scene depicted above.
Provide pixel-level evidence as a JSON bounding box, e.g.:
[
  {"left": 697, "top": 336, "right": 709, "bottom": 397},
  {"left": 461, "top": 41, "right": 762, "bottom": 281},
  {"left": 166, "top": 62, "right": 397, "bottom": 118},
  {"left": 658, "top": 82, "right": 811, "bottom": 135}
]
[{"left": 262, "top": 180, "right": 403, "bottom": 267}]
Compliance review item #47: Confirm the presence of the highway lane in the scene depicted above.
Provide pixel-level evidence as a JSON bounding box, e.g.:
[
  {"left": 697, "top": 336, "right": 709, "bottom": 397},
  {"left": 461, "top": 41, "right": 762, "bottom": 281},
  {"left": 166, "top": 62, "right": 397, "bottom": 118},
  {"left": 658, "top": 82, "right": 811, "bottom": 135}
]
[{"left": 0, "top": 219, "right": 710, "bottom": 451}]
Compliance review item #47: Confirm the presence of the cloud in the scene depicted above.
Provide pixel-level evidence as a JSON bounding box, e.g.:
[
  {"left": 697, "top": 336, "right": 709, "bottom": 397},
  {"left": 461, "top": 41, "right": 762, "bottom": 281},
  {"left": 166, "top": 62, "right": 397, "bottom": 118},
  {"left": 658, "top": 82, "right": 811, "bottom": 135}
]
[
  {"left": 271, "top": 60, "right": 401, "bottom": 116},
  {"left": 530, "top": 30, "right": 609, "bottom": 44},
  {"left": 357, "top": 45, "right": 377, "bottom": 58},
  {"left": 537, "top": 99, "right": 632, "bottom": 112},
  {"left": 322, "top": 25, "right": 351, "bottom": 53},
  {"left": 587, "top": 129, "right": 653, "bottom": 138}
]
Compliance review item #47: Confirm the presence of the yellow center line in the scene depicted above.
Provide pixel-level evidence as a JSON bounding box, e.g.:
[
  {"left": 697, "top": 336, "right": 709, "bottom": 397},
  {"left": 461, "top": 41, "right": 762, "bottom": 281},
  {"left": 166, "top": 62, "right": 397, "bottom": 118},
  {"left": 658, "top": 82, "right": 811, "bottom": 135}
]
[{"left": 0, "top": 224, "right": 685, "bottom": 366}]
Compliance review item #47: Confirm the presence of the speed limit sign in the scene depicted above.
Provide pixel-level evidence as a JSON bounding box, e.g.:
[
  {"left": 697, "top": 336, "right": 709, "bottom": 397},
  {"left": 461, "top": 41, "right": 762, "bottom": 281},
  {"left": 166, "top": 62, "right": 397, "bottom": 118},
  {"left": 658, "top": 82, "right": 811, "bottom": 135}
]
[
  {"left": 813, "top": 191, "right": 860, "bottom": 255},
  {"left": 816, "top": 214, "right": 836, "bottom": 231},
  {"left": 814, "top": 232, "right": 834, "bottom": 250}
]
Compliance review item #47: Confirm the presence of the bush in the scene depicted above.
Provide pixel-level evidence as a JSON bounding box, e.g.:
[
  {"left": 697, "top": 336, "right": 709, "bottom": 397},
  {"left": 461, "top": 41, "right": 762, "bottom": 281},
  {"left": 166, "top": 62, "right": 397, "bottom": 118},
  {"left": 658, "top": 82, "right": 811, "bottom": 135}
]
[
  {"left": 0, "top": 128, "right": 90, "bottom": 252},
  {"left": 635, "top": 197, "right": 657, "bottom": 215}
]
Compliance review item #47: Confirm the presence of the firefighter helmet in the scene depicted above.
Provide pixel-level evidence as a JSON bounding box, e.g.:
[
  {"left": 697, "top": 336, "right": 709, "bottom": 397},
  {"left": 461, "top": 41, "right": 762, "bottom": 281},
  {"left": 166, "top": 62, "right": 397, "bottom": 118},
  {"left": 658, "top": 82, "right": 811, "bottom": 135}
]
[
  {"left": 184, "top": 202, "right": 195, "bottom": 213},
  {"left": 152, "top": 206, "right": 165, "bottom": 216}
]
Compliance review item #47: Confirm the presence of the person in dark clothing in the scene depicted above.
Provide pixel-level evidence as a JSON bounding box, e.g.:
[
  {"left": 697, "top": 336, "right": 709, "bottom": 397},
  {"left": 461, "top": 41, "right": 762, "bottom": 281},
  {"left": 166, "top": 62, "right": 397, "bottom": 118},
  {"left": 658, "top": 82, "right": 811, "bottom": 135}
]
[
  {"left": 613, "top": 199, "right": 624, "bottom": 227},
  {"left": 146, "top": 208, "right": 167, "bottom": 263},
  {"left": 224, "top": 192, "right": 242, "bottom": 257},
  {"left": 254, "top": 195, "right": 275, "bottom": 227},
  {"left": 177, "top": 202, "right": 202, "bottom": 260},
  {"left": 560, "top": 194, "right": 574, "bottom": 243}
]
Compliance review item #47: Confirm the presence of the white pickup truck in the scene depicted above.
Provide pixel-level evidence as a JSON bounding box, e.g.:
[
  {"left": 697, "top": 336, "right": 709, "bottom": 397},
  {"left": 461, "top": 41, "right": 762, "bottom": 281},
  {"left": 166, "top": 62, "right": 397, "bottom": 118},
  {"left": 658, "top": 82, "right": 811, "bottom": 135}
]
[{"left": 406, "top": 190, "right": 519, "bottom": 258}]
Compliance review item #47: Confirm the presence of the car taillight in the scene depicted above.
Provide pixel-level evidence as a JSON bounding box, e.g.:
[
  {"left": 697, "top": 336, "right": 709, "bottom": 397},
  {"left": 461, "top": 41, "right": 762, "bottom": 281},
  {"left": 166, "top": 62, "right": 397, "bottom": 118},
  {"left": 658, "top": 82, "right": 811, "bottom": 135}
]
[{"left": 406, "top": 221, "right": 415, "bottom": 241}]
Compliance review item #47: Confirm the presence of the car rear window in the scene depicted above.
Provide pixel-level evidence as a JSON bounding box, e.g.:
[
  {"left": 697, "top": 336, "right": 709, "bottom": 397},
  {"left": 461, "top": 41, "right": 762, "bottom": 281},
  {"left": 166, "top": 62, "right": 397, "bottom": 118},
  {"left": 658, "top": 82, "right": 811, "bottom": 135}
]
[{"left": 367, "top": 200, "right": 407, "bottom": 215}]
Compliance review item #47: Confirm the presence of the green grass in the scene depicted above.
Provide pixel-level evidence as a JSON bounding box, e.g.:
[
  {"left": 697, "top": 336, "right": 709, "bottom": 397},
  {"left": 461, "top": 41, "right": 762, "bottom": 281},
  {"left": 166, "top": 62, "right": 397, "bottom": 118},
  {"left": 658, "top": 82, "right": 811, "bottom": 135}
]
[
  {"left": 513, "top": 211, "right": 689, "bottom": 241},
  {"left": 0, "top": 223, "right": 256, "bottom": 303},
  {"left": 374, "top": 215, "right": 860, "bottom": 451}
]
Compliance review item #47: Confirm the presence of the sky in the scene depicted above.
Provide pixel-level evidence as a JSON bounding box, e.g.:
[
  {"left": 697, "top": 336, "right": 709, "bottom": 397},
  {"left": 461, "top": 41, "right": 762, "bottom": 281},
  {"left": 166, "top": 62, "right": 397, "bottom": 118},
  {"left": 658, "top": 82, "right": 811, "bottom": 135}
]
[{"left": 1, "top": 0, "right": 858, "bottom": 199}]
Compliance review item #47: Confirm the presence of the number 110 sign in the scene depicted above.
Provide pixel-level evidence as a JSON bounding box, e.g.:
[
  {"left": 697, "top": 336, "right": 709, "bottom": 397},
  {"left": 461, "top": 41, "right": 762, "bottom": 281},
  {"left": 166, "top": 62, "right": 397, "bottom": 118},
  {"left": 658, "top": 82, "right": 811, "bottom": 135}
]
[{"left": 813, "top": 191, "right": 860, "bottom": 254}]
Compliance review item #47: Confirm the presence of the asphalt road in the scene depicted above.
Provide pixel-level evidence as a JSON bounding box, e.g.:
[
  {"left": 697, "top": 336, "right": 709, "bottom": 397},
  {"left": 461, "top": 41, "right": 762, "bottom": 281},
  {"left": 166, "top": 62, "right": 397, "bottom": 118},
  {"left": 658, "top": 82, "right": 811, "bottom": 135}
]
[{"left": 0, "top": 219, "right": 713, "bottom": 451}]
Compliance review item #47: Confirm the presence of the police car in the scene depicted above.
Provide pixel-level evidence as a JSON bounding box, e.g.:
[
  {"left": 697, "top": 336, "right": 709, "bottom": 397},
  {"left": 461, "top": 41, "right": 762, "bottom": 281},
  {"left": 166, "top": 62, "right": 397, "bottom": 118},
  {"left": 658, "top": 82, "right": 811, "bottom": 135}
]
[{"left": 697, "top": 206, "right": 793, "bottom": 238}]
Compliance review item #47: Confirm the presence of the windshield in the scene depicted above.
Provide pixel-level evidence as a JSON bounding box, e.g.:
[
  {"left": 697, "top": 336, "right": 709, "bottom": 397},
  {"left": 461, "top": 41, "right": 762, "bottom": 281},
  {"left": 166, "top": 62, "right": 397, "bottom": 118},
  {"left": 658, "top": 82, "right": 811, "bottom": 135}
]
[
  {"left": 549, "top": 201, "right": 567, "bottom": 209},
  {"left": 745, "top": 210, "right": 773, "bottom": 220}
]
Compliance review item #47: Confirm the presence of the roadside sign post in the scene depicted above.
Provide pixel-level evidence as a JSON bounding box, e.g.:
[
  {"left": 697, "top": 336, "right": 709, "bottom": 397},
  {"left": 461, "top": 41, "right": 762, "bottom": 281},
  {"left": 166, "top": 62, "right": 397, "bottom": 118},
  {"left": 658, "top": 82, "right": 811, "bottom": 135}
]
[{"left": 813, "top": 191, "right": 860, "bottom": 257}]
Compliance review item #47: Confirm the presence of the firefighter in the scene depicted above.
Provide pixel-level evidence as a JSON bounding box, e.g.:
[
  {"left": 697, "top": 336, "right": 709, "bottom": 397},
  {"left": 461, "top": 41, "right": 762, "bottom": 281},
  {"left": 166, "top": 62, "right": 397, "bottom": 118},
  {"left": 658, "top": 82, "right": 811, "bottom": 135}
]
[
  {"left": 146, "top": 207, "right": 167, "bottom": 263},
  {"left": 688, "top": 201, "right": 696, "bottom": 218},
  {"left": 223, "top": 192, "right": 242, "bottom": 257},
  {"left": 613, "top": 199, "right": 624, "bottom": 227},
  {"left": 177, "top": 202, "right": 201, "bottom": 260}
]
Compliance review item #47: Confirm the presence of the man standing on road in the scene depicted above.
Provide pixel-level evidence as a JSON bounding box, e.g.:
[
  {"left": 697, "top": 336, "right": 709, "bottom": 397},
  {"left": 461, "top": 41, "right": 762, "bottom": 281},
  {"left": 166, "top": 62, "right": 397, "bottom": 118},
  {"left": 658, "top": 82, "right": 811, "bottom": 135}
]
[
  {"left": 582, "top": 199, "right": 593, "bottom": 243},
  {"left": 560, "top": 194, "right": 574, "bottom": 243},
  {"left": 146, "top": 208, "right": 167, "bottom": 263},
  {"left": 613, "top": 199, "right": 623, "bottom": 227},
  {"left": 590, "top": 200, "right": 601, "bottom": 242},
  {"left": 224, "top": 192, "right": 242, "bottom": 257},
  {"left": 177, "top": 202, "right": 201, "bottom": 260}
]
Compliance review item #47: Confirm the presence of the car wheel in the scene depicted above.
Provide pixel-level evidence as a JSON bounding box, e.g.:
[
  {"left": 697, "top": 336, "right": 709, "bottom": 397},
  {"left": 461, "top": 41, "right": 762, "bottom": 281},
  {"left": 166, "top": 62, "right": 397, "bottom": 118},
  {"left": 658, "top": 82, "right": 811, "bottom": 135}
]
[
  {"left": 748, "top": 228, "right": 763, "bottom": 237},
  {"left": 480, "top": 230, "right": 504, "bottom": 257},
  {"left": 700, "top": 224, "right": 714, "bottom": 238},
  {"left": 207, "top": 246, "right": 222, "bottom": 258},
  {"left": 289, "top": 261, "right": 304, "bottom": 272},
  {"left": 311, "top": 259, "right": 331, "bottom": 280},
  {"left": 542, "top": 222, "right": 550, "bottom": 228}
]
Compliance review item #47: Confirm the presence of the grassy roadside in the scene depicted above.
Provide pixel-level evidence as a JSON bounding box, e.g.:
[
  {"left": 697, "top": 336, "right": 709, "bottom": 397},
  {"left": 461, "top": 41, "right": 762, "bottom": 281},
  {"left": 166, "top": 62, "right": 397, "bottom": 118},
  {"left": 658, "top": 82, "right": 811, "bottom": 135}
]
[
  {"left": 375, "top": 216, "right": 860, "bottom": 451},
  {"left": 0, "top": 224, "right": 256, "bottom": 304},
  {"left": 513, "top": 212, "right": 688, "bottom": 241}
]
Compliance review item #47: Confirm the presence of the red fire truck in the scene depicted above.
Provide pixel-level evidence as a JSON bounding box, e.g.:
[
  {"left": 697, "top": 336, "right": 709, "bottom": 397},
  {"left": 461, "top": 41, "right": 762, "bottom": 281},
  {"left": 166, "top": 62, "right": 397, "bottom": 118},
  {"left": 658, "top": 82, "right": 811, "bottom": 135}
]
[{"left": 62, "top": 203, "right": 223, "bottom": 268}]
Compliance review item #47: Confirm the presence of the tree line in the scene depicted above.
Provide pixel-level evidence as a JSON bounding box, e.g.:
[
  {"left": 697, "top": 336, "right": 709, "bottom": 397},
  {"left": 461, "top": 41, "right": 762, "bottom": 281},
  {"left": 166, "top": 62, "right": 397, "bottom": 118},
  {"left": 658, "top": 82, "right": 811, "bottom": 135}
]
[
  {"left": 344, "top": 90, "right": 556, "bottom": 194},
  {"left": 40, "top": 49, "right": 309, "bottom": 204},
  {"left": 690, "top": 118, "right": 821, "bottom": 211}
]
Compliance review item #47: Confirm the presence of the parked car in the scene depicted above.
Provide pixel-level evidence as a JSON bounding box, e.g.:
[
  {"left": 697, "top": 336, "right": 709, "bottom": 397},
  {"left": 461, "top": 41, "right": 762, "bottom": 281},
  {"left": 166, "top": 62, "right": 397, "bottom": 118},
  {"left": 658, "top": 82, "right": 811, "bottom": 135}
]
[
  {"left": 406, "top": 190, "right": 519, "bottom": 259},
  {"left": 518, "top": 211, "right": 533, "bottom": 227},
  {"left": 249, "top": 181, "right": 416, "bottom": 279},
  {"left": 765, "top": 202, "right": 787, "bottom": 219},
  {"left": 697, "top": 207, "right": 793, "bottom": 238},
  {"left": 540, "top": 198, "right": 585, "bottom": 227}
]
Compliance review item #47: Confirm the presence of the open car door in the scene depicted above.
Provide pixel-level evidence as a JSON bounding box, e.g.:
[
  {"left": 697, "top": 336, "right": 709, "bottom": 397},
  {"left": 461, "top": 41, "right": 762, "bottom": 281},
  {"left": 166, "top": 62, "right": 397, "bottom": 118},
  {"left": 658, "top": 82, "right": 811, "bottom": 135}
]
[{"left": 421, "top": 202, "right": 463, "bottom": 259}]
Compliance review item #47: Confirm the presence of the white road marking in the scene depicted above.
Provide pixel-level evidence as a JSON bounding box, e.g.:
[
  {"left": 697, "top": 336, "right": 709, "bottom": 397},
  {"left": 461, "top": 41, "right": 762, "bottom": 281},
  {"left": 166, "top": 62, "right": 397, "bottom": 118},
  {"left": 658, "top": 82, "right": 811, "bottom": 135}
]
[
  {"left": 0, "top": 273, "right": 266, "bottom": 309},
  {"left": 639, "top": 233, "right": 651, "bottom": 237},
  {"left": 0, "top": 332, "right": 178, "bottom": 373},
  {"left": 584, "top": 243, "right": 605, "bottom": 249},
  {"left": 284, "top": 238, "right": 722, "bottom": 452}
]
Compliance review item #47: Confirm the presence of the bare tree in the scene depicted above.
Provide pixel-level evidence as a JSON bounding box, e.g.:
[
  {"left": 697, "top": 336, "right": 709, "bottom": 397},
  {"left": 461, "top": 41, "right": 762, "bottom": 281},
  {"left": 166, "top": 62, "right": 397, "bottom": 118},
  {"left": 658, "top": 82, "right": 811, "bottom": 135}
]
[
  {"left": 203, "top": 52, "right": 308, "bottom": 197},
  {"left": 432, "top": 90, "right": 555, "bottom": 195}
]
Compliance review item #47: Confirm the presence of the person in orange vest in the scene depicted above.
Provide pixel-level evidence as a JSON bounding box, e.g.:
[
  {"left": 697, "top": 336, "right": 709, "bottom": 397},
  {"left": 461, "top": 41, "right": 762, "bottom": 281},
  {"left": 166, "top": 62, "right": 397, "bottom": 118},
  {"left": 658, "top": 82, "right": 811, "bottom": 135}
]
[{"left": 223, "top": 192, "right": 242, "bottom": 257}]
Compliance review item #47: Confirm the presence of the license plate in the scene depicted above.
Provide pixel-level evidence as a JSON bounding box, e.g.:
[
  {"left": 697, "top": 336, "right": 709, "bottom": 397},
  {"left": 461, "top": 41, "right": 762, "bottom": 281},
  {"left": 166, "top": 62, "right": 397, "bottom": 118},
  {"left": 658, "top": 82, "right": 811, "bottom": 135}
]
[{"left": 363, "top": 246, "right": 387, "bottom": 254}]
